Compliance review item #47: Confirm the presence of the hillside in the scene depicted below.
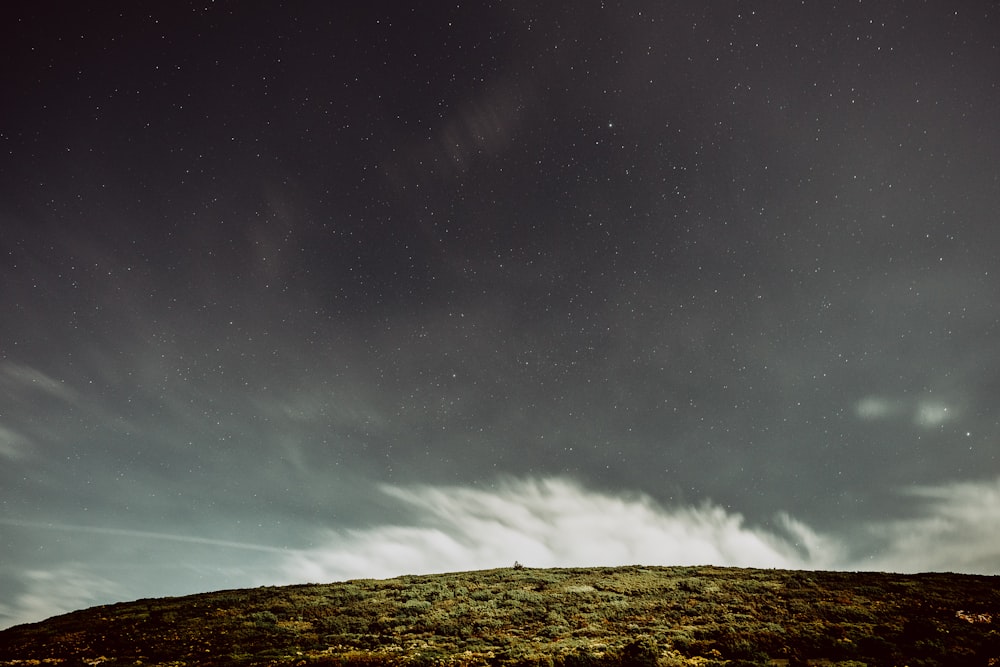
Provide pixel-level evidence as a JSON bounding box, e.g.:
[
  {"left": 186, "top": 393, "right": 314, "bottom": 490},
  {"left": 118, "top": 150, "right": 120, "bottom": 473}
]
[{"left": 0, "top": 565, "right": 998, "bottom": 666}]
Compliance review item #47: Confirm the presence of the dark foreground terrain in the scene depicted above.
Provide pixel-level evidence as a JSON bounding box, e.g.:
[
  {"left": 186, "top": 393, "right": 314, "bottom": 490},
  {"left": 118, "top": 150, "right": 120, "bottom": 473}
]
[{"left": 1, "top": 565, "right": 998, "bottom": 666}]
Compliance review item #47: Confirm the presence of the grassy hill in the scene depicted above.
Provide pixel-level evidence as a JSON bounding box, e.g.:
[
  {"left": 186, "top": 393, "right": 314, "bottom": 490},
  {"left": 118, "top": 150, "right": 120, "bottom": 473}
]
[{"left": 1, "top": 565, "right": 998, "bottom": 666}]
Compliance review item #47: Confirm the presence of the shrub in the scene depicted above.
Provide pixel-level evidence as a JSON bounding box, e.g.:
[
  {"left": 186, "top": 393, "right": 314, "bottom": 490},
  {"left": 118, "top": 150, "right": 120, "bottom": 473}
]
[
  {"left": 248, "top": 611, "right": 279, "bottom": 627},
  {"left": 618, "top": 636, "right": 658, "bottom": 667}
]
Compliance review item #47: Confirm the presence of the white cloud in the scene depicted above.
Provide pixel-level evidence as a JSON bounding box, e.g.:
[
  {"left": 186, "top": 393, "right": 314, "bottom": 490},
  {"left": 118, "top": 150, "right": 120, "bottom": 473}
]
[
  {"left": 860, "top": 477, "right": 1000, "bottom": 574},
  {"left": 279, "top": 477, "right": 843, "bottom": 584},
  {"left": 280, "top": 476, "right": 1000, "bottom": 584}
]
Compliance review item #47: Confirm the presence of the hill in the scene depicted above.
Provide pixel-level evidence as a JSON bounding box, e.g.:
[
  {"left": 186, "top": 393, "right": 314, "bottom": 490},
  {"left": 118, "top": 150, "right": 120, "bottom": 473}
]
[{"left": 0, "top": 565, "right": 998, "bottom": 666}]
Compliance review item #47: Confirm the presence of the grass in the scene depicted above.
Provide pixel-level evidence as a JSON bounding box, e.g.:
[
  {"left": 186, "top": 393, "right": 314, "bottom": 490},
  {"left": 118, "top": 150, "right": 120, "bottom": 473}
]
[{"left": 0, "top": 565, "right": 998, "bottom": 666}]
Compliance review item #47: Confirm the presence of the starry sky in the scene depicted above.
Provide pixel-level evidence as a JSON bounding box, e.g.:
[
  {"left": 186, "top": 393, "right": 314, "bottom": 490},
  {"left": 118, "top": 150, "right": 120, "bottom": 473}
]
[{"left": 3, "top": 1, "right": 1000, "bottom": 628}]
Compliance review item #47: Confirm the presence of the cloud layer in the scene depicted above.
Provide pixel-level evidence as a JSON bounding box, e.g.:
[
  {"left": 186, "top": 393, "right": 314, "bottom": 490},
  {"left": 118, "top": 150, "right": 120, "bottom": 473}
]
[
  {"left": 861, "top": 479, "right": 1000, "bottom": 574},
  {"left": 279, "top": 478, "right": 842, "bottom": 584},
  {"left": 280, "top": 475, "right": 1000, "bottom": 583}
]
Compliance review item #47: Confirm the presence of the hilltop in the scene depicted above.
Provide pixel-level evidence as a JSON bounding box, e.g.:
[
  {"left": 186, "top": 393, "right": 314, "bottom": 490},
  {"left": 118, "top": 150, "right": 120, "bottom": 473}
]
[{"left": 1, "top": 565, "right": 998, "bottom": 666}]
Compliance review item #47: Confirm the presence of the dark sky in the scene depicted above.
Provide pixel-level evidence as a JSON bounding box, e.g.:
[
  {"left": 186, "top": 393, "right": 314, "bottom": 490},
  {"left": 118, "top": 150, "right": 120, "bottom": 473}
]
[{"left": 3, "top": 1, "right": 1000, "bottom": 628}]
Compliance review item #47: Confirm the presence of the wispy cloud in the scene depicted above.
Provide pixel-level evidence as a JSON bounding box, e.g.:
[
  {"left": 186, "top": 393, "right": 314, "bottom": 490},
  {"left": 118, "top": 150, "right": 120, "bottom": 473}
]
[
  {"left": 861, "top": 477, "right": 1000, "bottom": 574},
  {"left": 0, "top": 520, "right": 301, "bottom": 629},
  {"left": 0, "top": 363, "right": 77, "bottom": 402},
  {"left": 0, "top": 565, "right": 121, "bottom": 630},
  {"left": 280, "top": 476, "right": 1000, "bottom": 583},
  {"left": 279, "top": 477, "right": 842, "bottom": 583},
  {"left": 0, "top": 518, "right": 295, "bottom": 555},
  {"left": 0, "top": 423, "right": 31, "bottom": 460}
]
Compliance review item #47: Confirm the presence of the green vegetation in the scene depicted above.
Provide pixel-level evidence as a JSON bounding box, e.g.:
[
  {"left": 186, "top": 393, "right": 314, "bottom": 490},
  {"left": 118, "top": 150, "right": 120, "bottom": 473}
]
[{"left": 1, "top": 565, "right": 998, "bottom": 666}]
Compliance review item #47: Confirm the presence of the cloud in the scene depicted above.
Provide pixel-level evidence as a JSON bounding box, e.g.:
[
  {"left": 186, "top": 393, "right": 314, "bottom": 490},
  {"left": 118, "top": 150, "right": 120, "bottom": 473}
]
[
  {"left": 0, "top": 423, "right": 31, "bottom": 460},
  {"left": 0, "top": 363, "right": 77, "bottom": 402},
  {"left": 860, "top": 477, "right": 1000, "bottom": 574},
  {"left": 855, "top": 395, "right": 897, "bottom": 420},
  {"left": 0, "top": 518, "right": 294, "bottom": 555},
  {"left": 0, "top": 520, "right": 298, "bottom": 629},
  {"left": 279, "top": 477, "right": 843, "bottom": 583},
  {"left": 0, "top": 565, "right": 121, "bottom": 630},
  {"left": 281, "top": 476, "right": 1000, "bottom": 583},
  {"left": 854, "top": 394, "right": 958, "bottom": 429},
  {"left": 914, "top": 400, "right": 955, "bottom": 428},
  {"left": 5, "top": 475, "right": 1000, "bottom": 630}
]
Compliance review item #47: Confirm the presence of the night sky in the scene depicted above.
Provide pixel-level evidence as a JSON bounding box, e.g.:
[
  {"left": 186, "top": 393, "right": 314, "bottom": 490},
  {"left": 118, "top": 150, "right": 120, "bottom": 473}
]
[{"left": 3, "top": 2, "right": 1000, "bottom": 628}]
